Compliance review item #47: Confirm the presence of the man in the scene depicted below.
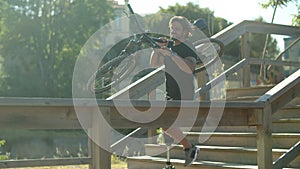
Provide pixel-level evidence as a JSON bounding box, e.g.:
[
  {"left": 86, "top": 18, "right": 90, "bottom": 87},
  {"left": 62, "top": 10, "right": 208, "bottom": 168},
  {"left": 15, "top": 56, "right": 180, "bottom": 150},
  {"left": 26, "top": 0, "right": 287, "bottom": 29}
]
[{"left": 150, "top": 16, "right": 200, "bottom": 167}]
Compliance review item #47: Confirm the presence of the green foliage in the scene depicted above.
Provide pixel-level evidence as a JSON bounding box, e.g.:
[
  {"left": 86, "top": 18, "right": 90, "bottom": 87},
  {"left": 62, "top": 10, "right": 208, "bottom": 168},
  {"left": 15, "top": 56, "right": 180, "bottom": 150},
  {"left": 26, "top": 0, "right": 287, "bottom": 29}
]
[
  {"left": 248, "top": 17, "right": 280, "bottom": 74},
  {"left": 0, "top": 0, "right": 114, "bottom": 97},
  {"left": 156, "top": 128, "right": 164, "bottom": 144},
  {"left": 260, "top": 0, "right": 294, "bottom": 8},
  {"left": 0, "top": 139, "right": 5, "bottom": 147},
  {"left": 157, "top": 2, "right": 230, "bottom": 36},
  {"left": 292, "top": 6, "right": 300, "bottom": 26},
  {"left": 0, "top": 139, "right": 8, "bottom": 160},
  {"left": 260, "top": 0, "right": 300, "bottom": 26}
]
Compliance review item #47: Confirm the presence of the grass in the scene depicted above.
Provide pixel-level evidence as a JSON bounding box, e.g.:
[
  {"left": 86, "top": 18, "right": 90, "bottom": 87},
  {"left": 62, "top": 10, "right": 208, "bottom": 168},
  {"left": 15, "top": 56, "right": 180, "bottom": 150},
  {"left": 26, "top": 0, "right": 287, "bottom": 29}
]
[
  {"left": 9, "top": 163, "right": 127, "bottom": 169},
  {"left": 9, "top": 166, "right": 89, "bottom": 169},
  {"left": 7, "top": 157, "right": 128, "bottom": 169}
]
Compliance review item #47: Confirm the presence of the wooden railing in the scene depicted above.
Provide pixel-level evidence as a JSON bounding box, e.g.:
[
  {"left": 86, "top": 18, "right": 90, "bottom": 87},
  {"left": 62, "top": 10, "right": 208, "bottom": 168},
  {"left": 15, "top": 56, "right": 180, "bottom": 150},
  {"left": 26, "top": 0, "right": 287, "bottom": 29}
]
[
  {"left": 110, "top": 20, "right": 300, "bottom": 99},
  {"left": 0, "top": 69, "right": 298, "bottom": 168},
  {"left": 0, "top": 20, "right": 299, "bottom": 169}
]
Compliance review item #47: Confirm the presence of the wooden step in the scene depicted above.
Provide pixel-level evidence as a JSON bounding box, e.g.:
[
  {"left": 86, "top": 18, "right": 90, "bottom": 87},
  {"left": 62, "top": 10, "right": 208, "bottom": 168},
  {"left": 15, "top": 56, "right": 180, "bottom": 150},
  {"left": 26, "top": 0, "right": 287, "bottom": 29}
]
[
  {"left": 272, "top": 119, "right": 300, "bottom": 133},
  {"left": 274, "top": 108, "right": 300, "bottom": 120},
  {"left": 127, "top": 156, "right": 258, "bottom": 169},
  {"left": 144, "top": 144, "right": 300, "bottom": 168},
  {"left": 127, "top": 155, "right": 300, "bottom": 169},
  {"left": 225, "top": 85, "right": 274, "bottom": 101},
  {"left": 183, "top": 132, "right": 300, "bottom": 149},
  {"left": 192, "top": 117, "right": 300, "bottom": 133}
]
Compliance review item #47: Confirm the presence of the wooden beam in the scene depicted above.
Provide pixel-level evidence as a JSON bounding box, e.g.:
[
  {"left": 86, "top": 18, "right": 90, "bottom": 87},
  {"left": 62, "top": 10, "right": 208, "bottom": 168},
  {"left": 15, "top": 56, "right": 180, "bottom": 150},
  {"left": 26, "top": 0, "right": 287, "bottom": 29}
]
[
  {"left": 257, "top": 103, "right": 273, "bottom": 169},
  {"left": 249, "top": 57, "right": 300, "bottom": 67},
  {"left": 0, "top": 105, "right": 82, "bottom": 129},
  {"left": 195, "top": 58, "right": 248, "bottom": 96},
  {"left": 241, "top": 33, "right": 251, "bottom": 87},
  {"left": 107, "top": 100, "right": 264, "bottom": 128},
  {"left": 106, "top": 66, "right": 165, "bottom": 100},
  {"left": 0, "top": 157, "right": 91, "bottom": 168},
  {"left": 245, "top": 21, "right": 300, "bottom": 37},
  {"left": 274, "top": 141, "right": 300, "bottom": 169},
  {"left": 89, "top": 107, "right": 111, "bottom": 169},
  {"left": 212, "top": 20, "right": 300, "bottom": 46},
  {"left": 256, "top": 69, "right": 300, "bottom": 114}
]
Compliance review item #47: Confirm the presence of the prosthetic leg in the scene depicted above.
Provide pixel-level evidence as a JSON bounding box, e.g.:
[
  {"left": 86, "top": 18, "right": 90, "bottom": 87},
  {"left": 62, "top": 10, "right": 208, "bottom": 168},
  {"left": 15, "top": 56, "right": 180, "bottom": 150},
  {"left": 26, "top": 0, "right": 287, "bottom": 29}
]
[{"left": 162, "top": 133, "right": 175, "bottom": 169}]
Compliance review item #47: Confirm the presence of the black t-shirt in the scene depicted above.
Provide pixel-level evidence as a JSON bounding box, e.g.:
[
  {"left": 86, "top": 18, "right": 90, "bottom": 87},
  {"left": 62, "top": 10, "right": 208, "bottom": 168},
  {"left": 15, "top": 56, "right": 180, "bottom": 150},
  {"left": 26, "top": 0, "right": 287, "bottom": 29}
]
[{"left": 165, "top": 41, "right": 198, "bottom": 100}]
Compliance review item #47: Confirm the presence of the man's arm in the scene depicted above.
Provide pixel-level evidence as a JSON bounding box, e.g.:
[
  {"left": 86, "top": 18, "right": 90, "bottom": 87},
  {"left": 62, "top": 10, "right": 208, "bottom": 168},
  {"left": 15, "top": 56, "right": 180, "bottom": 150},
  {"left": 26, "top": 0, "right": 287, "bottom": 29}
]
[
  {"left": 150, "top": 50, "right": 164, "bottom": 67},
  {"left": 154, "top": 48, "right": 196, "bottom": 74}
]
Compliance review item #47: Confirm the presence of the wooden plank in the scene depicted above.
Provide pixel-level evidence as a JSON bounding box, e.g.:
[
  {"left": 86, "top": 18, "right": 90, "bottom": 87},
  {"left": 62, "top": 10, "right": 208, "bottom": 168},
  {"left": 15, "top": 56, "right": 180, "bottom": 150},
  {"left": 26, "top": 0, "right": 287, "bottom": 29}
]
[
  {"left": 212, "top": 20, "right": 300, "bottom": 46},
  {"left": 108, "top": 100, "right": 264, "bottom": 128},
  {"left": 256, "top": 69, "right": 300, "bottom": 114},
  {"left": 0, "top": 97, "right": 74, "bottom": 106},
  {"left": 212, "top": 21, "right": 246, "bottom": 45},
  {"left": 0, "top": 157, "right": 91, "bottom": 168},
  {"left": 241, "top": 33, "right": 251, "bottom": 87},
  {"left": 226, "top": 85, "right": 274, "bottom": 99},
  {"left": 195, "top": 58, "right": 248, "bottom": 96},
  {"left": 274, "top": 141, "right": 300, "bottom": 169},
  {"left": 256, "top": 69, "right": 300, "bottom": 103},
  {"left": 270, "top": 82, "right": 300, "bottom": 114},
  {"left": 0, "top": 99, "right": 264, "bottom": 129},
  {"left": 89, "top": 107, "right": 111, "bottom": 169},
  {"left": 106, "top": 66, "right": 165, "bottom": 100},
  {"left": 0, "top": 106, "right": 82, "bottom": 129},
  {"left": 249, "top": 57, "right": 300, "bottom": 67},
  {"left": 245, "top": 20, "right": 300, "bottom": 37},
  {"left": 257, "top": 103, "right": 273, "bottom": 169},
  {"left": 110, "top": 127, "right": 148, "bottom": 152}
]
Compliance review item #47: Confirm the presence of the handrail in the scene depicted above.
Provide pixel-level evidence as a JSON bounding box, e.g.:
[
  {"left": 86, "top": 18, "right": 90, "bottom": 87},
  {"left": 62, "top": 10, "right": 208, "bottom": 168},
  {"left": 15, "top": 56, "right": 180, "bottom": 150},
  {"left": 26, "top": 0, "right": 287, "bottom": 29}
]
[
  {"left": 212, "top": 20, "right": 300, "bottom": 45},
  {"left": 108, "top": 20, "right": 300, "bottom": 100},
  {"left": 194, "top": 58, "right": 248, "bottom": 96},
  {"left": 267, "top": 36, "right": 300, "bottom": 70},
  {"left": 274, "top": 141, "right": 300, "bottom": 169},
  {"left": 255, "top": 69, "right": 300, "bottom": 113},
  {"left": 106, "top": 65, "right": 165, "bottom": 100},
  {"left": 248, "top": 57, "right": 300, "bottom": 67}
]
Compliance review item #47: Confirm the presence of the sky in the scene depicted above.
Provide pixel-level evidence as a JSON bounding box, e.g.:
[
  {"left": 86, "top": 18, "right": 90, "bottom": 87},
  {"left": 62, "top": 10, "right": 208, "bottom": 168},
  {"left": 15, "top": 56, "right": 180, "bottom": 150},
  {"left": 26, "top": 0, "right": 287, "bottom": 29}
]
[
  {"left": 117, "top": 0, "right": 298, "bottom": 25},
  {"left": 116, "top": 0, "right": 299, "bottom": 50}
]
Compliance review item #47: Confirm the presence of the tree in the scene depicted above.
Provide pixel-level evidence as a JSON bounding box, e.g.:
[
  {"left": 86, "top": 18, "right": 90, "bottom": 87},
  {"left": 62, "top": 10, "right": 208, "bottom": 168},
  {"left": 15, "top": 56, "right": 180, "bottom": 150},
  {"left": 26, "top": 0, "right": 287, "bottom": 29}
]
[
  {"left": 249, "top": 17, "right": 280, "bottom": 74},
  {"left": 0, "top": 0, "right": 114, "bottom": 97},
  {"left": 157, "top": 2, "right": 230, "bottom": 37},
  {"left": 261, "top": 0, "right": 300, "bottom": 26}
]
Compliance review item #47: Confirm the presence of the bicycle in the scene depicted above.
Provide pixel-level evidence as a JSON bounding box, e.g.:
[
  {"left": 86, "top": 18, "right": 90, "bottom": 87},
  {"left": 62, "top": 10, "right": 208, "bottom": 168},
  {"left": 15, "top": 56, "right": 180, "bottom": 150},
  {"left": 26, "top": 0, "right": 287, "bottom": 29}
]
[{"left": 87, "top": 4, "right": 224, "bottom": 94}]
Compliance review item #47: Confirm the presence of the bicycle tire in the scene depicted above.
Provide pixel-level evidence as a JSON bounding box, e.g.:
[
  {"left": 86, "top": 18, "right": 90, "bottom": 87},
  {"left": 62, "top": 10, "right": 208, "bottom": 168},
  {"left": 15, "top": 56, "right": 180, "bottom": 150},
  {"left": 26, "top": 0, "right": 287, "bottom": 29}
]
[
  {"left": 193, "top": 38, "right": 224, "bottom": 73},
  {"left": 87, "top": 54, "right": 136, "bottom": 93}
]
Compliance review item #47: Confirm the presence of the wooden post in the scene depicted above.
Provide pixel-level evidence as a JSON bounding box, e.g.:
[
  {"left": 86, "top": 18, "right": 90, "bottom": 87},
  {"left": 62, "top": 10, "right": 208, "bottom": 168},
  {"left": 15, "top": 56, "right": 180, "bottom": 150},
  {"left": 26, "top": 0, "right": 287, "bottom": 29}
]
[
  {"left": 197, "top": 65, "right": 206, "bottom": 100},
  {"left": 241, "top": 33, "right": 251, "bottom": 87},
  {"left": 89, "top": 107, "right": 111, "bottom": 169},
  {"left": 257, "top": 103, "right": 273, "bottom": 169}
]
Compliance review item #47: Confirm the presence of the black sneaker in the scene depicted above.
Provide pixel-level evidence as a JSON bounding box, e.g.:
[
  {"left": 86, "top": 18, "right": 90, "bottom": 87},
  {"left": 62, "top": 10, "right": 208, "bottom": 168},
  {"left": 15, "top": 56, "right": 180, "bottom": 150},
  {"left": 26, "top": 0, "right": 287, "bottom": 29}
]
[{"left": 184, "top": 145, "right": 199, "bottom": 167}]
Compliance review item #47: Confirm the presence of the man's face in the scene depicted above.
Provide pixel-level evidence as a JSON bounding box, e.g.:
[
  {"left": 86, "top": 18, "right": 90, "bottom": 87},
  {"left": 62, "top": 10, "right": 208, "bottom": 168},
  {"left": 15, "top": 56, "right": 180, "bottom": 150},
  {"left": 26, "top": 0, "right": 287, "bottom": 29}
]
[{"left": 169, "top": 21, "right": 186, "bottom": 41}]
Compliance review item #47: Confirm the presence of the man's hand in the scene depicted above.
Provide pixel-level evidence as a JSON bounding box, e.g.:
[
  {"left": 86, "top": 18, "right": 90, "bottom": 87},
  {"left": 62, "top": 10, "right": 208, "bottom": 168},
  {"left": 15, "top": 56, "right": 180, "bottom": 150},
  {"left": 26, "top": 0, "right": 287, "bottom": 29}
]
[{"left": 156, "top": 37, "right": 168, "bottom": 48}]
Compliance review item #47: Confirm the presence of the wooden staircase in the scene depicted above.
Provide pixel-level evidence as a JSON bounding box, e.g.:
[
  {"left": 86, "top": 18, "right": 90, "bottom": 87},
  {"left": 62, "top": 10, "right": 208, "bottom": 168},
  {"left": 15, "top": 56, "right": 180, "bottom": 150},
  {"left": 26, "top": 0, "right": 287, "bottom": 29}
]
[
  {"left": 105, "top": 21, "right": 300, "bottom": 169},
  {"left": 126, "top": 85, "right": 300, "bottom": 169}
]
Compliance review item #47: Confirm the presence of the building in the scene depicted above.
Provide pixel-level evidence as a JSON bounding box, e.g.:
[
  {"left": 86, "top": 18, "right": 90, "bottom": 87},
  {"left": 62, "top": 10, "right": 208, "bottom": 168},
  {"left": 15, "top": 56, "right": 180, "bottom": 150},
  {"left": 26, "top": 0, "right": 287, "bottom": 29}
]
[{"left": 283, "top": 37, "right": 300, "bottom": 76}]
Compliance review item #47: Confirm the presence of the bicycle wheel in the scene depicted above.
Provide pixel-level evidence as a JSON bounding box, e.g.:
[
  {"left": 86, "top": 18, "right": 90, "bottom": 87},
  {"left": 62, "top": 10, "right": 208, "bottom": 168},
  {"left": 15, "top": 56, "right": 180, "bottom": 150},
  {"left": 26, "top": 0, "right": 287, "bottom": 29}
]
[
  {"left": 193, "top": 38, "right": 224, "bottom": 73},
  {"left": 87, "top": 54, "right": 136, "bottom": 93}
]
